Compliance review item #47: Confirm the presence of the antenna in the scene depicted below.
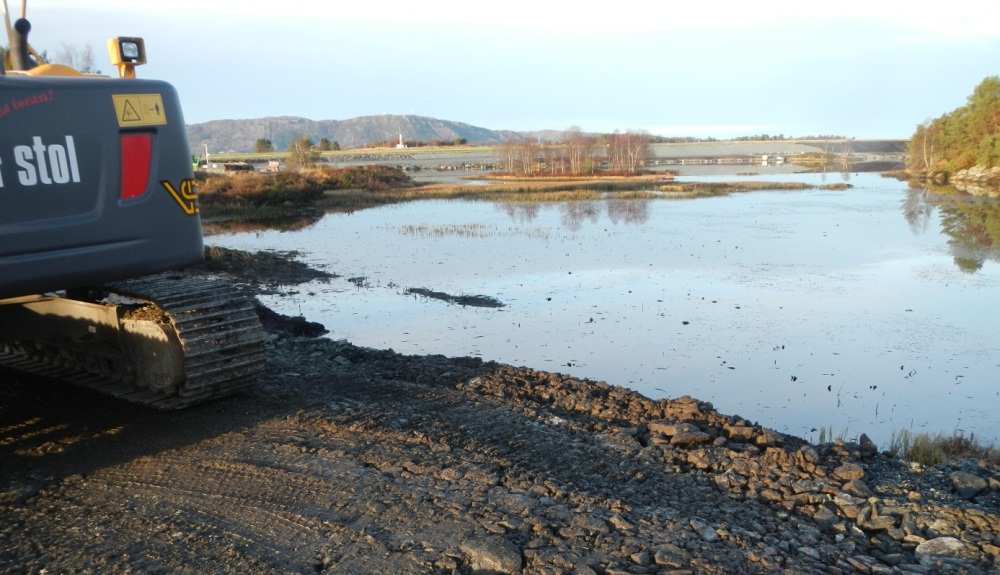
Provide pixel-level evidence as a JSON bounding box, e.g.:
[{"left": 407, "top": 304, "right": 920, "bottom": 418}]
[
  {"left": 19, "top": 0, "right": 25, "bottom": 18},
  {"left": 1, "top": 0, "right": 13, "bottom": 48}
]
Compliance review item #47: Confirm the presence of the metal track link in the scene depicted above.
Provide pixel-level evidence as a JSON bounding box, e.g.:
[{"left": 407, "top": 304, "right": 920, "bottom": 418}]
[
  {"left": 108, "top": 273, "right": 266, "bottom": 409},
  {"left": 0, "top": 273, "right": 266, "bottom": 410}
]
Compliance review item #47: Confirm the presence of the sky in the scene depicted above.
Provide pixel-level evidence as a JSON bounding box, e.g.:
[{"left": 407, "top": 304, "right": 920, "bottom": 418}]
[{"left": 15, "top": 0, "right": 1000, "bottom": 138}]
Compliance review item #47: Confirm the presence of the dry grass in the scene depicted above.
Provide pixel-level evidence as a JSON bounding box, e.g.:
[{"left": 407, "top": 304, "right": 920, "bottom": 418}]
[
  {"left": 197, "top": 166, "right": 413, "bottom": 207},
  {"left": 816, "top": 426, "right": 850, "bottom": 444},
  {"left": 888, "top": 430, "right": 999, "bottom": 466}
]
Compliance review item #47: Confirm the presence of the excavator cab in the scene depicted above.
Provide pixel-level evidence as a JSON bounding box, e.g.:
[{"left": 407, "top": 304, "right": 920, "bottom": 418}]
[{"left": 0, "top": 2, "right": 264, "bottom": 409}]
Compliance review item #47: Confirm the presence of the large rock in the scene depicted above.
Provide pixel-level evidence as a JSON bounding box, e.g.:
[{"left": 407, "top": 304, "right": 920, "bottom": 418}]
[
  {"left": 949, "top": 471, "right": 988, "bottom": 499},
  {"left": 648, "top": 421, "right": 699, "bottom": 437},
  {"left": 754, "top": 429, "right": 783, "bottom": 446},
  {"left": 460, "top": 537, "right": 523, "bottom": 574},
  {"left": 915, "top": 537, "right": 965, "bottom": 561},
  {"left": 724, "top": 424, "right": 755, "bottom": 441},
  {"left": 858, "top": 433, "right": 877, "bottom": 459},
  {"left": 833, "top": 463, "right": 864, "bottom": 481},
  {"left": 671, "top": 430, "right": 712, "bottom": 447},
  {"left": 689, "top": 518, "right": 718, "bottom": 542},
  {"left": 813, "top": 506, "right": 838, "bottom": 530},
  {"left": 843, "top": 479, "right": 873, "bottom": 498},
  {"left": 653, "top": 543, "right": 690, "bottom": 567}
]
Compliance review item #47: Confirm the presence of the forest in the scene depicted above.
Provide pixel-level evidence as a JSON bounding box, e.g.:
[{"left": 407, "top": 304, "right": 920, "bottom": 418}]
[{"left": 908, "top": 76, "right": 1000, "bottom": 175}]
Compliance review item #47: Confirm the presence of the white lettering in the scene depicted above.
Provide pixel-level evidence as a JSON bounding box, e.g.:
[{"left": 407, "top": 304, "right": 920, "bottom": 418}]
[
  {"left": 6, "top": 136, "right": 81, "bottom": 188},
  {"left": 31, "top": 136, "right": 52, "bottom": 185},
  {"left": 65, "top": 136, "right": 80, "bottom": 183},
  {"left": 7, "top": 136, "right": 82, "bottom": 188},
  {"left": 14, "top": 145, "right": 37, "bottom": 186},
  {"left": 48, "top": 145, "right": 70, "bottom": 184}
]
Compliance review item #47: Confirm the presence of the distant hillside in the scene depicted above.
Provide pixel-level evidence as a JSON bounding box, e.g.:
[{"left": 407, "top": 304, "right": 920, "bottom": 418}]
[{"left": 186, "top": 115, "right": 506, "bottom": 153}]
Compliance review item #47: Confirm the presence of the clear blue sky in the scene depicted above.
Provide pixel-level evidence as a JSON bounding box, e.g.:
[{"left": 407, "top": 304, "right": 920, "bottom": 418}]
[{"left": 22, "top": 0, "right": 1000, "bottom": 138}]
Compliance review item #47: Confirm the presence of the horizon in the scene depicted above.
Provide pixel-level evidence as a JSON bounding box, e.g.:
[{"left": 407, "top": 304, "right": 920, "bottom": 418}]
[{"left": 20, "top": 0, "right": 1000, "bottom": 139}]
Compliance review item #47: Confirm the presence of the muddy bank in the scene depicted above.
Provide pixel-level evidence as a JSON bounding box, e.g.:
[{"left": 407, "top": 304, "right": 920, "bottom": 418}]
[
  {"left": 197, "top": 246, "right": 335, "bottom": 293},
  {"left": 660, "top": 181, "right": 852, "bottom": 197},
  {"left": 1, "top": 249, "right": 998, "bottom": 574},
  {"left": 406, "top": 287, "right": 506, "bottom": 308}
]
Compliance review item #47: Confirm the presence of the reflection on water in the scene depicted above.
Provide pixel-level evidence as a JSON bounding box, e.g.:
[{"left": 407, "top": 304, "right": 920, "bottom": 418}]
[
  {"left": 203, "top": 213, "right": 323, "bottom": 236},
  {"left": 497, "top": 202, "right": 542, "bottom": 223},
  {"left": 607, "top": 199, "right": 650, "bottom": 225},
  {"left": 213, "top": 173, "right": 1000, "bottom": 446},
  {"left": 903, "top": 185, "right": 1000, "bottom": 273},
  {"left": 496, "top": 198, "right": 651, "bottom": 228}
]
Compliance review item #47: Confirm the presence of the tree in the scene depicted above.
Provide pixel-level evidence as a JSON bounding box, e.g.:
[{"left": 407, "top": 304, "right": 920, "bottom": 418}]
[
  {"left": 605, "top": 131, "right": 650, "bottom": 175},
  {"left": 287, "top": 136, "right": 319, "bottom": 170},
  {"left": 318, "top": 138, "right": 334, "bottom": 151},
  {"left": 907, "top": 76, "right": 1000, "bottom": 173},
  {"left": 254, "top": 138, "right": 274, "bottom": 153}
]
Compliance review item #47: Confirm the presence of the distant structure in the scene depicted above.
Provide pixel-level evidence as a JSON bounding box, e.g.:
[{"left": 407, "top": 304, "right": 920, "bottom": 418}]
[{"left": 395, "top": 133, "right": 407, "bottom": 149}]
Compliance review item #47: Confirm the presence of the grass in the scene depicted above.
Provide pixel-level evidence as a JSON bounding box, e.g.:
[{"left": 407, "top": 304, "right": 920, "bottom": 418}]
[
  {"left": 812, "top": 426, "right": 998, "bottom": 467},
  {"left": 887, "top": 430, "right": 999, "bottom": 467},
  {"left": 816, "top": 426, "right": 850, "bottom": 444}
]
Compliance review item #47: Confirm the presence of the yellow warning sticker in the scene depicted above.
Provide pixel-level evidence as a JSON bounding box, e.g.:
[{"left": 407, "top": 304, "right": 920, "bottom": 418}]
[{"left": 112, "top": 94, "right": 167, "bottom": 128}]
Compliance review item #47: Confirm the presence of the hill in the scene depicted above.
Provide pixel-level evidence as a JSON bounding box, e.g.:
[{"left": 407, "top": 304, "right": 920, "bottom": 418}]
[{"left": 186, "top": 115, "right": 506, "bottom": 153}]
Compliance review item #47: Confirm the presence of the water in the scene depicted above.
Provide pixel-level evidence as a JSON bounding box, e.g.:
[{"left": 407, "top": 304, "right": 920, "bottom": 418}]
[{"left": 213, "top": 173, "right": 1000, "bottom": 445}]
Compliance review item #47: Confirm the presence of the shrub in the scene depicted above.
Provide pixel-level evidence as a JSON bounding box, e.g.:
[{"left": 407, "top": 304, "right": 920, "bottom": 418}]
[
  {"left": 888, "top": 430, "right": 998, "bottom": 466},
  {"left": 196, "top": 166, "right": 412, "bottom": 207}
]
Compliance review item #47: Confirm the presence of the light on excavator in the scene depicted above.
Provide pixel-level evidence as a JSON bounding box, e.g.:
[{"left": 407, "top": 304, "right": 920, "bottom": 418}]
[
  {"left": 107, "top": 36, "right": 146, "bottom": 79},
  {"left": 121, "top": 41, "right": 141, "bottom": 60}
]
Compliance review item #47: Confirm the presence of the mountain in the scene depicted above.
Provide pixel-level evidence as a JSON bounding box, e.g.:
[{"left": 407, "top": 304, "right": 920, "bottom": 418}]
[{"left": 186, "top": 114, "right": 507, "bottom": 153}]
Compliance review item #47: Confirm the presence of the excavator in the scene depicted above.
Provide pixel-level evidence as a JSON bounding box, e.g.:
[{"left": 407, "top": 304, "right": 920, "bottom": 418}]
[{"left": 0, "top": 1, "right": 265, "bottom": 409}]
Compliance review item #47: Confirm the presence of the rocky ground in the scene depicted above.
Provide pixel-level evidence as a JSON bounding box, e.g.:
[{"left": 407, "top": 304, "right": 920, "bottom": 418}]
[{"left": 1, "top": 250, "right": 998, "bottom": 574}]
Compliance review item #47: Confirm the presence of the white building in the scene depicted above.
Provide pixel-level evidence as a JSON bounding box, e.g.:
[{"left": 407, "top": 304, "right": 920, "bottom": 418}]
[{"left": 395, "top": 134, "right": 407, "bottom": 149}]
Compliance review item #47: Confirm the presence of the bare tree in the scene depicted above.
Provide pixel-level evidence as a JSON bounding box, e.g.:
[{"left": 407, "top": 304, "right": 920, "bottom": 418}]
[
  {"left": 497, "top": 138, "right": 519, "bottom": 174},
  {"left": 287, "top": 136, "right": 318, "bottom": 170},
  {"left": 54, "top": 44, "right": 96, "bottom": 73}
]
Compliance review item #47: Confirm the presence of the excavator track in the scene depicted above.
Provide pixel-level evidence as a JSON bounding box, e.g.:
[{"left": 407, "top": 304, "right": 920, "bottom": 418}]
[{"left": 0, "top": 274, "right": 266, "bottom": 410}]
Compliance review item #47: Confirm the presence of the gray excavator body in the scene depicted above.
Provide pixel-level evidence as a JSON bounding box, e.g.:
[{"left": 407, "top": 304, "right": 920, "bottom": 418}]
[
  {"left": 0, "top": 76, "right": 203, "bottom": 298},
  {"left": 0, "top": 25, "right": 265, "bottom": 409}
]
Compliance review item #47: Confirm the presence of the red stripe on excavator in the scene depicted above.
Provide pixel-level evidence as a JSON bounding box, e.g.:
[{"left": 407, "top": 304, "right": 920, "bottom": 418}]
[{"left": 119, "top": 133, "right": 152, "bottom": 201}]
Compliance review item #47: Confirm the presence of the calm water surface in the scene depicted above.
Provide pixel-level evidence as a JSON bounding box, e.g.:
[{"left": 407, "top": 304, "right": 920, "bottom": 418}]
[{"left": 214, "top": 173, "right": 1000, "bottom": 445}]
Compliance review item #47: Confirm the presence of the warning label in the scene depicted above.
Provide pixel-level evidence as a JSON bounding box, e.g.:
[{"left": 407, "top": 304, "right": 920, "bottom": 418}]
[{"left": 112, "top": 94, "right": 167, "bottom": 128}]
